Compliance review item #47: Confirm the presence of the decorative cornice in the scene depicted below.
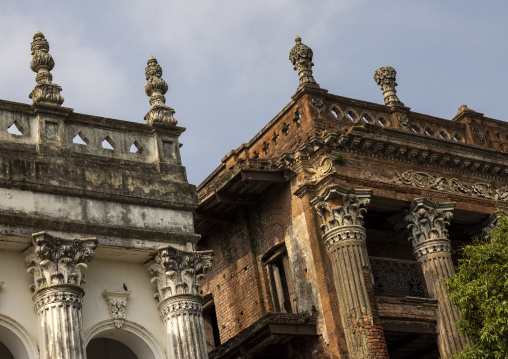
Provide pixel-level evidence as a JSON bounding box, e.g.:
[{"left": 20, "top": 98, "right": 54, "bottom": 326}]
[
  {"left": 144, "top": 55, "right": 177, "bottom": 126},
  {"left": 374, "top": 66, "right": 404, "bottom": 108},
  {"left": 102, "top": 290, "right": 131, "bottom": 328},
  {"left": 404, "top": 198, "right": 455, "bottom": 258},
  {"left": 148, "top": 245, "right": 213, "bottom": 302},
  {"left": 29, "top": 32, "right": 64, "bottom": 106},
  {"left": 26, "top": 232, "right": 97, "bottom": 292},
  {"left": 289, "top": 36, "right": 320, "bottom": 91}
]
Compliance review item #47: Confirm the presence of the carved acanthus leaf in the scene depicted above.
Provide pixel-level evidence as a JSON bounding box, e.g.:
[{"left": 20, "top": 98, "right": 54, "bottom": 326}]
[
  {"left": 26, "top": 232, "right": 97, "bottom": 291},
  {"left": 148, "top": 246, "right": 213, "bottom": 301},
  {"left": 312, "top": 185, "right": 372, "bottom": 235},
  {"left": 404, "top": 198, "right": 454, "bottom": 249}
]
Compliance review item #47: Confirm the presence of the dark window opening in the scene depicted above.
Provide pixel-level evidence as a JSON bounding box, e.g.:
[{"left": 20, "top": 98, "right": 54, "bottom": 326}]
[{"left": 203, "top": 296, "right": 221, "bottom": 352}]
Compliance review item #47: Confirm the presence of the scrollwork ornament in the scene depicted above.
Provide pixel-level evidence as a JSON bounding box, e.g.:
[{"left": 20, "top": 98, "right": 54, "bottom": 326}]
[{"left": 103, "top": 290, "right": 131, "bottom": 328}]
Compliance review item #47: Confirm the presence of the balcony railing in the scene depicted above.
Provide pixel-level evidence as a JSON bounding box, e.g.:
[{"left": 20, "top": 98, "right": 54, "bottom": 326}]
[{"left": 369, "top": 257, "right": 428, "bottom": 298}]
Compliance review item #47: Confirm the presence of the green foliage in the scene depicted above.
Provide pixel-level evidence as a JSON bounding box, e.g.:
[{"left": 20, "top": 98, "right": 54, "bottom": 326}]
[
  {"left": 445, "top": 215, "right": 508, "bottom": 358},
  {"left": 333, "top": 155, "right": 346, "bottom": 165}
]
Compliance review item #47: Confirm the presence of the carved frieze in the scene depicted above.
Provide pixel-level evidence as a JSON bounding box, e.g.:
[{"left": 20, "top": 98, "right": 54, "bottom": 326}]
[
  {"left": 404, "top": 198, "right": 455, "bottom": 258},
  {"left": 26, "top": 232, "right": 97, "bottom": 292},
  {"left": 144, "top": 56, "right": 177, "bottom": 126},
  {"left": 29, "top": 32, "right": 64, "bottom": 106},
  {"left": 374, "top": 66, "right": 404, "bottom": 107},
  {"left": 395, "top": 170, "right": 508, "bottom": 201},
  {"left": 148, "top": 246, "right": 213, "bottom": 301},
  {"left": 311, "top": 185, "right": 372, "bottom": 247},
  {"left": 103, "top": 290, "right": 131, "bottom": 328},
  {"left": 289, "top": 36, "right": 320, "bottom": 90}
]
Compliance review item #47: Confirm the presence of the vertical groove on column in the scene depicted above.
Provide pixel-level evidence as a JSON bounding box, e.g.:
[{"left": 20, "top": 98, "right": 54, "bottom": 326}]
[{"left": 33, "top": 285, "right": 85, "bottom": 359}]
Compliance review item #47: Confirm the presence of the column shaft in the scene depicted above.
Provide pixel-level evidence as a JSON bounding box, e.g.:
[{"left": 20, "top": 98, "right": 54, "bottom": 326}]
[
  {"left": 34, "top": 285, "right": 86, "bottom": 359},
  {"left": 418, "top": 251, "right": 468, "bottom": 357}
]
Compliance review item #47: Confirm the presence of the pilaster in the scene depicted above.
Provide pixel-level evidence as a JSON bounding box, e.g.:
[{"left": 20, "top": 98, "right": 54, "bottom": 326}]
[
  {"left": 404, "top": 198, "right": 468, "bottom": 357},
  {"left": 148, "top": 245, "right": 213, "bottom": 359},
  {"left": 25, "top": 232, "right": 97, "bottom": 359},
  {"left": 312, "top": 185, "right": 388, "bottom": 359}
]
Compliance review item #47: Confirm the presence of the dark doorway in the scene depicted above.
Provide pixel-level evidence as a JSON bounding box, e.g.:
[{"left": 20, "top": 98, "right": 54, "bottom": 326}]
[{"left": 86, "top": 338, "right": 138, "bottom": 359}]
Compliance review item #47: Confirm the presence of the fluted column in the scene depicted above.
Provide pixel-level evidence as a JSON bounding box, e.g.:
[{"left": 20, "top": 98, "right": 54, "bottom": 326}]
[
  {"left": 149, "top": 246, "right": 213, "bottom": 359},
  {"left": 404, "top": 198, "right": 468, "bottom": 357},
  {"left": 25, "top": 232, "right": 97, "bottom": 359},
  {"left": 312, "top": 185, "right": 387, "bottom": 359}
]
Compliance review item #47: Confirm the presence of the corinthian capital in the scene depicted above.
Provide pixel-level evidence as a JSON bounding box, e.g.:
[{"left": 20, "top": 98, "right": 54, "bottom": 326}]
[
  {"left": 144, "top": 55, "right": 177, "bottom": 126},
  {"left": 289, "top": 36, "right": 320, "bottom": 91},
  {"left": 26, "top": 232, "right": 97, "bottom": 292},
  {"left": 148, "top": 246, "right": 213, "bottom": 302},
  {"left": 29, "top": 32, "right": 64, "bottom": 106},
  {"left": 374, "top": 66, "right": 404, "bottom": 108},
  {"left": 311, "top": 185, "right": 372, "bottom": 247},
  {"left": 405, "top": 198, "right": 455, "bottom": 258}
]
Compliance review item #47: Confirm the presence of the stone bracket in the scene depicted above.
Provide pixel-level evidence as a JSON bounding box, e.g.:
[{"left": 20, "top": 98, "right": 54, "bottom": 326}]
[{"left": 102, "top": 290, "right": 131, "bottom": 329}]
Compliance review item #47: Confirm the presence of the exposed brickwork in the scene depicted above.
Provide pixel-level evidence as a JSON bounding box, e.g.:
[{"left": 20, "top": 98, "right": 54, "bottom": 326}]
[{"left": 363, "top": 268, "right": 389, "bottom": 358}]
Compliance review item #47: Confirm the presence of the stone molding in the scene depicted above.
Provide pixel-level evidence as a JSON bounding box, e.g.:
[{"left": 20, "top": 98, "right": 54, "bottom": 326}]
[
  {"left": 148, "top": 245, "right": 213, "bottom": 301},
  {"left": 311, "top": 184, "right": 372, "bottom": 247},
  {"left": 33, "top": 284, "right": 84, "bottom": 312},
  {"left": 374, "top": 66, "right": 404, "bottom": 108},
  {"left": 404, "top": 198, "right": 455, "bottom": 258},
  {"left": 158, "top": 294, "right": 203, "bottom": 318},
  {"left": 29, "top": 32, "right": 64, "bottom": 106},
  {"left": 289, "top": 36, "right": 320, "bottom": 90},
  {"left": 103, "top": 290, "right": 131, "bottom": 328},
  {"left": 0, "top": 314, "right": 39, "bottom": 359},
  {"left": 26, "top": 232, "right": 97, "bottom": 292},
  {"left": 144, "top": 56, "right": 177, "bottom": 126}
]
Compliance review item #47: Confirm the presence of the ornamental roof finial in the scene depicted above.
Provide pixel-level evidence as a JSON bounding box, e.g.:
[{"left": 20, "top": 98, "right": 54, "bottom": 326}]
[
  {"left": 144, "top": 55, "right": 177, "bottom": 126},
  {"left": 29, "top": 32, "right": 64, "bottom": 106},
  {"left": 289, "top": 36, "right": 320, "bottom": 91},
  {"left": 374, "top": 66, "right": 404, "bottom": 108}
]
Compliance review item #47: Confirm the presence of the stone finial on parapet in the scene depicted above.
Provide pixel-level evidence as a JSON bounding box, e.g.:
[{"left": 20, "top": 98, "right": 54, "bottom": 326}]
[
  {"left": 29, "top": 32, "right": 64, "bottom": 106},
  {"left": 374, "top": 66, "right": 404, "bottom": 108},
  {"left": 289, "top": 36, "right": 320, "bottom": 91},
  {"left": 144, "top": 55, "right": 177, "bottom": 126}
]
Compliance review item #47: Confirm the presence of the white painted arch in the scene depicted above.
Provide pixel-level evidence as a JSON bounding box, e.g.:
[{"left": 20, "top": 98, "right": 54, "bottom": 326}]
[
  {"left": 84, "top": 319, "right": 165, "bottom": 359},
  {"left": 0, "top": 314, "right": 39, "bottom": 359}
]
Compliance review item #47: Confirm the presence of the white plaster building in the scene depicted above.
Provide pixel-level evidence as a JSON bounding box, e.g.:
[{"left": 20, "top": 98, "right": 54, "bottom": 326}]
[{"left": 0, "top": 32, "right": 211, "bottom": 359}]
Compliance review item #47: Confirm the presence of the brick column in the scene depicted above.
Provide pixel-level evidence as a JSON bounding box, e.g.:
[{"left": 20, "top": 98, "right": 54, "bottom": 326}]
[
  {"left": 312, "top": 185, "right": 388, "bottom": 359},
  {"left": 404, "top": 198, "right": 468, "bottom": 357},
  {"left": 26, "top": 232, "right": 97, "bottom": 359},
  {"left": 149, "top": 246, "right": 213, "bottom": 359}
]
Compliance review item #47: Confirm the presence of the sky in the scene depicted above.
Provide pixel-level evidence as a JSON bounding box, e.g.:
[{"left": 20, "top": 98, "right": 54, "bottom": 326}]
[{"left": 1, "top": 0, "right": 507, "bottom": 186}]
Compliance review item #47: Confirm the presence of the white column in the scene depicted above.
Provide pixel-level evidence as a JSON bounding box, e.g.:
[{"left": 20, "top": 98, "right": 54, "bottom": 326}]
[
  {"left": 26, "top": 232, "right": 97, "bottom": 359},
  {"left": 149, "top": 246, "right": 213, "bottom": 359}
]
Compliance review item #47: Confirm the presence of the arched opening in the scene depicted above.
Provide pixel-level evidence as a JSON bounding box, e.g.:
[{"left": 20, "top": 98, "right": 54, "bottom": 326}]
[
  {"left": 87, "top": 338, "right": 138, "bottom": 359},
  {"left": 84, "top": 320, "right": 165, "bottom": 359},
  {"left": 0, "top": 315, "right": 38, "bottom": 359},
  {"left": 0, "top": 341, "right": 14, "bottom": 359}
]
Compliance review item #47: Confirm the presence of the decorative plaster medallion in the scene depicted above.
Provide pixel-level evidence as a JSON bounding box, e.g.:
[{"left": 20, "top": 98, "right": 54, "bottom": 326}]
[
  {"left": 472, "top": 127, "right": 484, "bottom": 141},
  {"left": 103, "top": 290, "right": 131, "bottom": 329}
]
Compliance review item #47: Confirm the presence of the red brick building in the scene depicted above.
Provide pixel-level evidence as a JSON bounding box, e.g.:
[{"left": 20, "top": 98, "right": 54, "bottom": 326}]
[{"left": 195, "top": 37, "right": 504, "bottom": 358}]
